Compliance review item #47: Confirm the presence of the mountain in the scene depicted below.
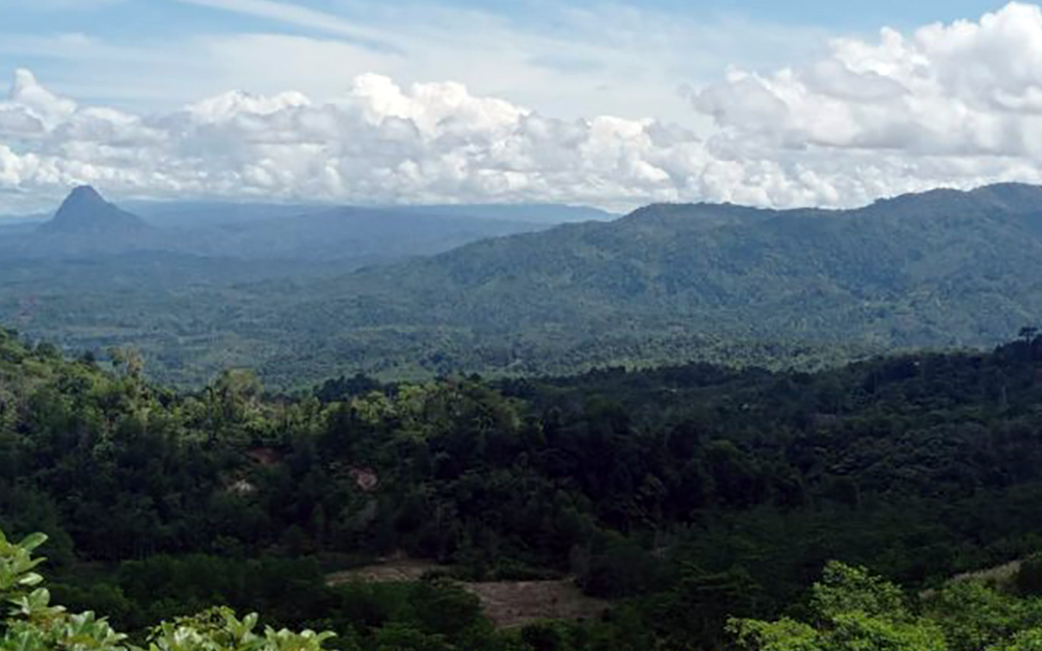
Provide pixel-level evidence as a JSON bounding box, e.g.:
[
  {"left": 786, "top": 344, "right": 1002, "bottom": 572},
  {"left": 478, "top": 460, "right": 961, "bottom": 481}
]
[
  {"left": 162, "top": 206, "right": 556, "bottom": 262},
  {"left": 389, "top": 203, "right": 616, "bottom": 224},
  {"left": 0, "top": 189, "right": 562, "bottom": 273},
  {"left": 123, "top": 199, "right": 614, "bottom": 228},
  {"left": 8, "top": 181, "right": 1042, "bottom": 387},
  {"left": 39, "top": 185, "right": 154, "bottom": 236},
  {"left": 1, "top": 186, "right": 163, "bottom": 255},
  {"left": 118, "top": 200, "right": 609, "bottom": 261},
  {"left": 0, "top": 190, "right": 558, "bottom": 263},
  {"left": 124, "top": 199, "right": 323, "bottom": 228},
  {"left": 36, "top": 185, "right": 161, "bottom": 252},
  {"left": 246, "top": 182, "right": 1042, "bottom": 382}
]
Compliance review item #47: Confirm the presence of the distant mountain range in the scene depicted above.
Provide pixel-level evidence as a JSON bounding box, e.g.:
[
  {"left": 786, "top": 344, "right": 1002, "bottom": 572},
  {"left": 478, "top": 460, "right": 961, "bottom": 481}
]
[
  {"left": 245, "top": 182, "right": 1042, "bottom": 383},
  {"left": 5, "top": 183, "right": 1042, "bottom": 386},
  {"left": 0, "top": 187, "right": 612, "bottom": 264},
  {"left": 123, "top": 200, "right": 614, "bottom": 228}
]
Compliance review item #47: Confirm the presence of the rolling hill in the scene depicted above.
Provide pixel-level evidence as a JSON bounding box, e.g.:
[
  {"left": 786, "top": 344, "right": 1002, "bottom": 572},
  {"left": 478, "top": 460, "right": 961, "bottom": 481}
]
[
  {"left": 249, "top": 183, "right": 1042, "bottom": 383},
  {"left": 8, "top": 182, "right": 1042, "bottom": 386}
]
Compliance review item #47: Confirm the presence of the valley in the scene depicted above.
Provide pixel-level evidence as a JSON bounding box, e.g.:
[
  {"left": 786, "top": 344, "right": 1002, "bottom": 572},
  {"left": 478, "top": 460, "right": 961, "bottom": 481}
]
[
  {"left": 10, "top": 2, "right": 1042, "bottom": 649},
  {"left": 6, "top": 184, "right": 1042, "bottom": 387}
]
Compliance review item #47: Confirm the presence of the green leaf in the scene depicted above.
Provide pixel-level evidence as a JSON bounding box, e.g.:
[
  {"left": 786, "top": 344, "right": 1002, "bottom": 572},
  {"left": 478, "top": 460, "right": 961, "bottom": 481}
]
[{"left": 16, "top": 534, "right": 47, "bottom": 554}]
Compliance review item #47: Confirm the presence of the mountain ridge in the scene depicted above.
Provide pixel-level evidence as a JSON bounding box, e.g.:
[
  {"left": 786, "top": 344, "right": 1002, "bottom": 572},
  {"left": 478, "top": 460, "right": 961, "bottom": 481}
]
[
  {"left": 7, "top": 181, "right": 1042, "bottom": 386},
  {"left": 239, "top": 181, "right": 1042, "bottom": 383},
  {"left": 0, "top": 187, "right": 571, "bottom": 262}
]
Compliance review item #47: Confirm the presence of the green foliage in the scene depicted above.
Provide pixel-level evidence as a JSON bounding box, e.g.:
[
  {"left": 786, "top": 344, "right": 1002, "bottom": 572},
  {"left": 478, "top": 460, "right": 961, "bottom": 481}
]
[
  {"left": 0, "top": 530, "right": 47, "bottom": 597},
  {"left": 17, "top": 185, "right": 1042, "bottom": 388},
  {"left": 731, "top": 563, "right": 1042, "bottom": 651},
  {"left": 147, "top": 608, "right": 335, "bottom": 651},
  {"left": 926, "top": 581, "right": 1042, "bottom": 651},
  {"left": 0, "top": 527, "right": 335, "bottom": 651},
  {"left": 995, "top": 628, "right": 1042, "bottom": 651},
  {"left": 730, "top": 563, "right": 945, "bottom": 651},
  {"left": 811, "top": 562, "right": 910, "bottom": 623},
  {"left": 14, "top": 327, "right": 1042, "bottom": 648}
]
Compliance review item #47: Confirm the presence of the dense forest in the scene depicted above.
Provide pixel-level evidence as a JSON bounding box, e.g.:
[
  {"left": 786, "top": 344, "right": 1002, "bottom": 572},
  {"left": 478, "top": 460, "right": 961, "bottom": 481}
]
[
  {"left": 8, "top": 322, "right": 1042, "bottom": 648},
  {"left": 16, "top": 184, "right": 1042, "bottom": 387}
]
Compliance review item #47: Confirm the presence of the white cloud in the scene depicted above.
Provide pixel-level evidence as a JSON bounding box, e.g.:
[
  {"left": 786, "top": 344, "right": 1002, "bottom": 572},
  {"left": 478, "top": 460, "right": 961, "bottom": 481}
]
[
  {"left": 170, "top": 0, "right": 390, "bottom": 46},
  {"left": 692, "top": 3, "right": 1042, "bottom": 181},
  {"left": 1, "top": 1, "right": 829, "bottom": 123},
  {"left": 8, "top": 70, "right": 77, "bottom": 130},
  {"left": 8, "top": 3, "right": 1042, "bottom": 212},
  {"left": 0, "top": 68, "right": 705, "bottom": 210}
]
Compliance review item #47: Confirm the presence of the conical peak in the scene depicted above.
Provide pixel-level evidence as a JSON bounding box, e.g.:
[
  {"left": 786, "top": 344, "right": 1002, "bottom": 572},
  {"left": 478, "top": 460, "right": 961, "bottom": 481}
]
[
  {"left": 53, "top": 186, "right": 111, "bottom": 220},
  {"left": 64, "top": 185, "right": 106, "bottom": 205}
]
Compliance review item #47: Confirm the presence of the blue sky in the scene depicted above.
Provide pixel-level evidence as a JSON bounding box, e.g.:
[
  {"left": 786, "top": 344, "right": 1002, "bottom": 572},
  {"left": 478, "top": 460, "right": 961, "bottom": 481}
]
[
  {"left": 2, "top": 0, "right": 1011, "bottom": 34},
  {"left": 3, "top": 0, "right": 1041, "bottom": 212},
  {"left": 0, "top": 0, "right": 1013, "bottom": 118}
]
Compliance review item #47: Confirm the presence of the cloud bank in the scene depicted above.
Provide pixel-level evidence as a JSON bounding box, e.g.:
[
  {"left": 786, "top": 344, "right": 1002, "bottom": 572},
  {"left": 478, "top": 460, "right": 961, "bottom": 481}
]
[{"left": 6, "top": 2, "right": 1042, "bottom": 211}]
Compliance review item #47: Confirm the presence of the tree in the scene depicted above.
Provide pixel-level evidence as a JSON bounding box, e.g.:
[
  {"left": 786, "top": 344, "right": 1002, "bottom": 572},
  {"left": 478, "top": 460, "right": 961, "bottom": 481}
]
[
  {"left": 0, "top": 527, "right": 336, "bottom": 651},
  {"left": 729, "top": 562, "right": 946, "bottom": 651}
]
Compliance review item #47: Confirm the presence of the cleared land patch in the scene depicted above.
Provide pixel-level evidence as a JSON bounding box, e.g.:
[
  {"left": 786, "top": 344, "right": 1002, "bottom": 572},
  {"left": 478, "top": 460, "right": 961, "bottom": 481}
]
[{"left": 326, "top": 560, "right": 608, "bottom": 628}]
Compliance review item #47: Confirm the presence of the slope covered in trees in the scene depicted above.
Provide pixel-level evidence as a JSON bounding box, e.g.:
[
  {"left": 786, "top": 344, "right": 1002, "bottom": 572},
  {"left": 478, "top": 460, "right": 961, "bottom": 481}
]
[
  {"left": 266, "top": 183, "right": 1042, "bottom": 382},
  {"left": 8, "top": 183, "right": 1042, "bottom": 387},
  {"left": 8, "top": 325, "right": 1042, "bottom": 648}
]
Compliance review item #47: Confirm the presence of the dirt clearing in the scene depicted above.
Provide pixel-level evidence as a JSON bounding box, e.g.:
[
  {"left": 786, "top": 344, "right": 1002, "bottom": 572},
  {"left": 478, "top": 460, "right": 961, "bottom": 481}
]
[{"left": 326, "top": 560, "right": 608, "bottom": 628}]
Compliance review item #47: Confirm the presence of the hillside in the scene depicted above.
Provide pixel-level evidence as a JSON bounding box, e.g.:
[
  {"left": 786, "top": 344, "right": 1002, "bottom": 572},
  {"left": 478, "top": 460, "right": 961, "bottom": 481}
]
[
  {"left": 335, "top": 182, "right": 1042, "bottom": 342},
  {"left": 9, "top": 325, "right": 1042, "bottom": 648},
  {"left": 7, "top": 182, "right": 1042, "bottom": 386},
  {"left": 245, "top": 182, "right": 1042, "bottom": 384}
]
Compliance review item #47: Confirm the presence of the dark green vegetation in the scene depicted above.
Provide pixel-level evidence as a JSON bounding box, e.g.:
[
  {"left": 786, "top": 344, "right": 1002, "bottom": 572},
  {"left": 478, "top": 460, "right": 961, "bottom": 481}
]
[
  {"left": 730, "top": 560, "right": 1042, "bottom": 651},
  {"left": 0, "top": 530, "right": 335, "bottom": 651},
  {"left": 7, "top": 183, "right": 1042, "bottom": 387},
  {"left": 0, "top": 189, "right": 618, "bottom": 386},
  {"left": 270, "top": 182, "right": 1042, "bottom": 384},
  {"left": 9, "top": 322, "right": 1042, "bottom": 648}
]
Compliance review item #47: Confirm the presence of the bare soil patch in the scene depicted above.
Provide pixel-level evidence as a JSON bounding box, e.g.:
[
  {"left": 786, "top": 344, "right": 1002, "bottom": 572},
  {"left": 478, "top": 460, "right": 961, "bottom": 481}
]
[
  {"left": 326, "top": 559, "right": 440, "bottom": 584},
  {"left": 464, "top": 579, "right": 607, "bottom": 629},
  {"left": 326, "top": 560, "right": 608, "bottom": 628}
]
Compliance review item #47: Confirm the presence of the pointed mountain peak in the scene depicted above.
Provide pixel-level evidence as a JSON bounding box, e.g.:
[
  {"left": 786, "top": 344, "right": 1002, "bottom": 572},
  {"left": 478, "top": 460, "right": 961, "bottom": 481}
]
[
  {"left": 51, "top": 185, "right": 116, "bottom": 226},
  {"left": 59, "top": 185, "right": 108, "bottom": 210},
  {"left": 40, "top": 185, "right": 152, "bottom": 238}
]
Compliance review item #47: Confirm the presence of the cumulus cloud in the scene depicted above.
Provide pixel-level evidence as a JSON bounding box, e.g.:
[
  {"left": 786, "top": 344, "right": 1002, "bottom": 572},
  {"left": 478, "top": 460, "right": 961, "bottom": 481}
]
[
  {"left": 8, "top": 3, "right": 1042, "bottom": 212},
  {"left": 0, "top": 67, "right": 704, "bottom": 210},
  {"left": 692, "top": 1, "right": 1042, "bottom": 201}
]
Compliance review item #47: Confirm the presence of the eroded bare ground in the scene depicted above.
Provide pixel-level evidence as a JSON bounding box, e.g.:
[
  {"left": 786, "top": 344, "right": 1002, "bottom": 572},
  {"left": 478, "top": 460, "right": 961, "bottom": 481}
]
[
  {"left": 463, "top": 579, "right": 608, "bottom": 629},
  {"left": 326, "top": 559, "right": 440, "bottom": 584},
  {"left": 326, "top": 561, "right": 608, "bottom": 629}
]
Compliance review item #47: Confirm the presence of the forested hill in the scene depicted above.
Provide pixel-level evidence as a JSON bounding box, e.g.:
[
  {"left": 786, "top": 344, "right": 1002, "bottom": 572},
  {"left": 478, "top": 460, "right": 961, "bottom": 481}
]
[
  {"left": 10, "top": 324, "right": 1042, "bottom": 648},
  {"left": 272, "top": 182, "right": 1042, "bottom": 380},
  {"left": 8, "top": 183, "right": 1042, "bottom": 387}
]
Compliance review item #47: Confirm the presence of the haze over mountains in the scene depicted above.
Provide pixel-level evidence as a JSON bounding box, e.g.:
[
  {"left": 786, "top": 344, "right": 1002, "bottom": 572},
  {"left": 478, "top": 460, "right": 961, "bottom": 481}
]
[
  {"left": 3, "top": 183, "right": 1042, "bottom": 386},
  {"left": 0, "top": 186, "right": 611, "bottom": 264}
]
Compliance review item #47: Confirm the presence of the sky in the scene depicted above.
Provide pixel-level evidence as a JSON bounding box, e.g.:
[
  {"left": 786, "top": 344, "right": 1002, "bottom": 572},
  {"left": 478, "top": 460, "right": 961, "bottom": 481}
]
[{"left": 1, "top": 0, "right": 1038, "bottom": 212}]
